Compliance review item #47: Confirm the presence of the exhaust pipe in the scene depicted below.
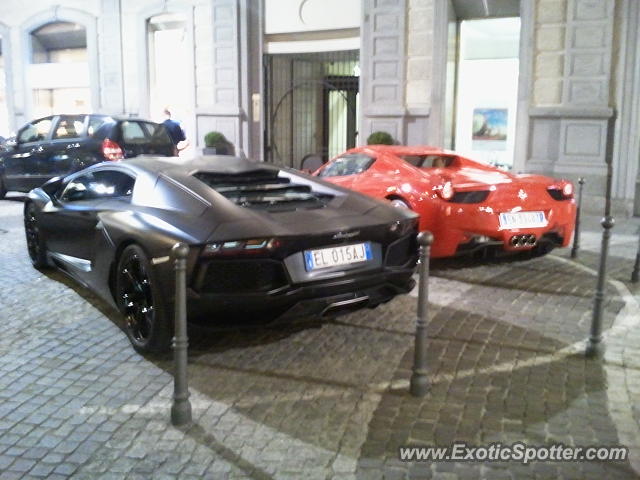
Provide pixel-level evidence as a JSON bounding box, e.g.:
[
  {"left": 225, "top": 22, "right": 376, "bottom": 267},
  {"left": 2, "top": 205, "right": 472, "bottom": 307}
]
[
  {"left": 509, "top": 234, "right": 537, "bottom": 248},
  {"left": 322, "top": 296, "right": 370, "bottom": 317}
]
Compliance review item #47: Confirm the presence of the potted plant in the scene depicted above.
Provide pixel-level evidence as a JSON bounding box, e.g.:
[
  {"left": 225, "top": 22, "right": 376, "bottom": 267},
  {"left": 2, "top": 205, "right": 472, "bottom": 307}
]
[
  {"left": 203, "top": 131, "right": 234, "bottom": 155},
  {"left": 366, "top": 131, "right": 395, "bottom": 145}
]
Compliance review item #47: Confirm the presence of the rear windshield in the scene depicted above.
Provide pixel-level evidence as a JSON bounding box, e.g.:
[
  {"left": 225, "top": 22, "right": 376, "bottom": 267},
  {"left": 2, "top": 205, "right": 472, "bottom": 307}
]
[
  {"left": 401, "top": 155, "right": 454, "bottom": 168},
  {"left": 318, "top": 153, "right": 375, "bottom": 177},
  {"left": 194, "top": 169, "right": 334, "bottom": 211},
  {"left": 120, "top": 121, "right": 173, "bottom": 146}
]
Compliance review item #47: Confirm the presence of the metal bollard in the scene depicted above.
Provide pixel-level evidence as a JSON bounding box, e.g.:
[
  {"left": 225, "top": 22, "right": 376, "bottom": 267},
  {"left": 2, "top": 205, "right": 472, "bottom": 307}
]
[
  {"left": 570, "top": 177, "right": 585, "bottom": 259},
  {"left": 586, "top": 113, "right": 616, "bottom": 358},
  {"left": 410, "top": 231, "right": 434, "bottom": 397},
  {"left": 171, "top": 242, "right": 193, "bottom": 426},
  {"left": 586, "top": 216, "right": 615, "bottom": 357},
  {"left": 631, "top": 230, "right": 640, "bottom": 283}
]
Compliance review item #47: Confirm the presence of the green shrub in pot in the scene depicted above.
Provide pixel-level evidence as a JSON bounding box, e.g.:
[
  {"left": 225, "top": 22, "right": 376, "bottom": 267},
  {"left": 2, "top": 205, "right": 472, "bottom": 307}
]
[
  {"left": 366, "top": 131, "right": 395, "bottom": 145},
  {"left": 203, "top": 131, "right": 235, "bottom": 155}
]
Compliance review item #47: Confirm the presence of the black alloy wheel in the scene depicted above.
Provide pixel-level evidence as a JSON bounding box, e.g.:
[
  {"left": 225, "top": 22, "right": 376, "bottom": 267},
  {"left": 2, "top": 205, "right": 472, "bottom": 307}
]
[
  {"left": 116, "top": 245, "right": 171, "bottom": 353},
  {"left": 24, "top": 203, "right": 48, "bottom": 268}
]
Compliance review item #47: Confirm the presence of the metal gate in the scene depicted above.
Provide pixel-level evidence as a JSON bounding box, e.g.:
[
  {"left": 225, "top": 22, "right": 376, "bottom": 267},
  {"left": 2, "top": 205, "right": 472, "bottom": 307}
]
[{"left": 264, "top": 50, "right": 359, "bottom": 169}]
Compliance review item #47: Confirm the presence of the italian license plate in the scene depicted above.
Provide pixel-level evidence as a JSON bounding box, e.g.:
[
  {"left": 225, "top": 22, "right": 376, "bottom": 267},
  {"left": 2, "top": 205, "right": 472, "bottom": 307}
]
[
  {"left": 304, "top": 242, "right": 372, "bottom": 271},
  {"left": 499, "top": 211, "right": 547, "bottom": 229}
]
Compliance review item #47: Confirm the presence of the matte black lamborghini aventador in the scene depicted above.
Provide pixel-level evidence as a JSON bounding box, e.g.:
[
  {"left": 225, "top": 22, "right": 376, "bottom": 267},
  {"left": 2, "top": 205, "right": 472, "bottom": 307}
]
[{"left": 24, "top": 156, "right": 419, "bottom": 352}]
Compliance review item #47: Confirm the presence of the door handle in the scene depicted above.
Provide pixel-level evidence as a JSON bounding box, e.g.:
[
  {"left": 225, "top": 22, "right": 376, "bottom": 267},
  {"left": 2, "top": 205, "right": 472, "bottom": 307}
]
[
  {"left": 66, "top": 143, "right": 80, "bottom": 149},
  {"left": 30, "top": 146, "right": 44, "bottom": 154}
]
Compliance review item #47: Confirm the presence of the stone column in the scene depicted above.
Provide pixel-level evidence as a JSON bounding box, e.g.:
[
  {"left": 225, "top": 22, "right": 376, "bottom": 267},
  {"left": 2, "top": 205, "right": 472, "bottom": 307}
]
[
  {"left": 610, "top": 0, "right": 640, "bottom": 215},
  {"left": 99, "top": 0, "right": 125, "bottom": 114},
  {"left": 360, "top": 0, "right": 408, "bottom": 144},
  {"left": 0, "top": 21, "right": 17, "bottom": 134},
  {"left": 195, "top": 0, "right": 241, "bottom": 150},
  {"left": 527, "top": 0, "right": 615, "bottom": 213},
  {"left": 195, "top": 0, "right": 257, "bottom": 156},
  {"left": 406, "top": 0, "right": 434, "bottom": 146}
]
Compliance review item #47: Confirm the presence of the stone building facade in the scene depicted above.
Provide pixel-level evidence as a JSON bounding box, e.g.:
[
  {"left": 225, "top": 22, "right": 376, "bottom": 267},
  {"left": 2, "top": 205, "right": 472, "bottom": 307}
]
[{"left": 0, "top": 0, "right": 638, "bottom": 215}]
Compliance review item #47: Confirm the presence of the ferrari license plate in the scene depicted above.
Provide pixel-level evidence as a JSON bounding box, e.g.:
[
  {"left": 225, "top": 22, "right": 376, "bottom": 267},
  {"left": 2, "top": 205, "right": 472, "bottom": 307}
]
[
  {"left": 499, "top": 211, "right": 547, "bottom": 229},
  {"left": 304, "top": 242, "right": 372, "bottom": 271}
]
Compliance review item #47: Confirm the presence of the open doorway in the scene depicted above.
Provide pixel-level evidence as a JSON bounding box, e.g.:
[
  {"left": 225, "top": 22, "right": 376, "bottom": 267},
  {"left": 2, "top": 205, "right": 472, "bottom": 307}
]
[
  {"left": 323, "top": 74, "right": 358, "bottom": 160},
  {"left": 146, "top": 14, "right": 190, "bottom": 131},
  {"left": 264, "top": 50, "right": 359, "bottom": 169},
  {"left": 453, "top": 17, "right": 521, "bottom": 170}
]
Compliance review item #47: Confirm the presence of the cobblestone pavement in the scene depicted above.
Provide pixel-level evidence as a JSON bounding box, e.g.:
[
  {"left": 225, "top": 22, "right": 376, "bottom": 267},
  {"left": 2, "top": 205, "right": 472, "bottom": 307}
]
[{"left": 1, "top": 194, "right": 639, "bottom": 479}]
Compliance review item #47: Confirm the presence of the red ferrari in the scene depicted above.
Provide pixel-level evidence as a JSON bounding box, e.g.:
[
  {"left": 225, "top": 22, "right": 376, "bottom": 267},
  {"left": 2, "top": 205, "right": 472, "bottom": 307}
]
[{"left": 314, "top": 146, "right": 577, "bottom": 258}]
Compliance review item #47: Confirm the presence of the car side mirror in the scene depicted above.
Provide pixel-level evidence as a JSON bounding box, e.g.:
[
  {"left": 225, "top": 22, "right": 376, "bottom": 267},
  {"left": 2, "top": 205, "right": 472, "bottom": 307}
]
[
  {"left": 4, "top": 138, "right": 17, "bottom": 150},
  {"left": 41, "top": 177, "right": 63, "bottom": 197},
  {"left": 60, "top": 182, "right": 87, "bottom": 202},
  {"left": 67, "top": 188, "right": 85, "bottom": 201}
]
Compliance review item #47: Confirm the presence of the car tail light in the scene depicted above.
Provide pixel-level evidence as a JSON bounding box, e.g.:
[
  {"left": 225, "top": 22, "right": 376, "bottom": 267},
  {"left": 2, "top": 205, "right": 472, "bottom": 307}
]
[
  {"left": 547, "top": 181, "right": 574, "bottom": 200},
  {"left": 202, "top": 238, "right": 280, "bottom": 256},
  {"left": 102, "top": 139, "right": 124, "bottom": 161},
  {"left": 438, "top": 181, "right": 454, "bottom": 200}
]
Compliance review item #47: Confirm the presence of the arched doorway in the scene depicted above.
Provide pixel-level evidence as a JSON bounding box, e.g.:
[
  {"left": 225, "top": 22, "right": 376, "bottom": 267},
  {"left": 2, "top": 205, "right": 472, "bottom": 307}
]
[{"left": 28, "top": 21, "right": 90, "bottom": 119}]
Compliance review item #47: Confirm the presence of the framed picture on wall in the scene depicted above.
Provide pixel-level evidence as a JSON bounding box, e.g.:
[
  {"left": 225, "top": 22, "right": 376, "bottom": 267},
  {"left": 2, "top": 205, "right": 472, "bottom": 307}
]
[{"left": 472, "top": 108, "right": 507, "bottom": 151}]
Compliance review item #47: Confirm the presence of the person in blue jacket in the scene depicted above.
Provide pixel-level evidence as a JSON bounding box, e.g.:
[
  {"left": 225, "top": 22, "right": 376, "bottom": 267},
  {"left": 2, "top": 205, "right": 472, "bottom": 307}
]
[{"left": 162, "top": 108, "right": 190, "bottom": 153}]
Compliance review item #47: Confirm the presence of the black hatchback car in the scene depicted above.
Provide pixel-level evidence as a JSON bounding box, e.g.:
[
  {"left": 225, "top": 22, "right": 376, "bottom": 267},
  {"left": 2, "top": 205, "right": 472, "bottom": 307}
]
[{"left": 0, "top": 114, "right": 175, "bottom": 198}]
